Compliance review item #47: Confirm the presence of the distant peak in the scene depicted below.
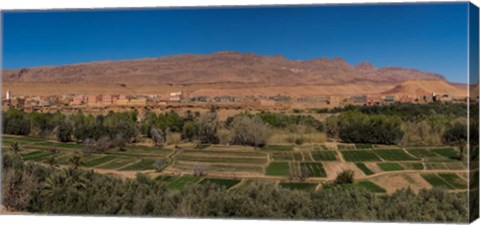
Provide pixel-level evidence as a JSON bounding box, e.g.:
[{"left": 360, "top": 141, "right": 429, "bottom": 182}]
[
  {"left": 214, "top": 51, "right": 242, "bottom": 55},
  {"left": 355, "top": 62, "right": 376, "bottom": 71}
]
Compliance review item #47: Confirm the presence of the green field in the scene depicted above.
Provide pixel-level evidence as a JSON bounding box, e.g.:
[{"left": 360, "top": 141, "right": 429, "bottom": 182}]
[
  {"left": 310, "top": 151, "right": 337, "bottom": 161},
  {"left": 119, "top": 159, "right": 156, "bottom": 171},
  {"left": 97, "top": 158, "right": 135, "bottom": 170},
  {"left": 194, "top": 144, "right": 210, "bottom": 150},
  {"left": 425, "top": 163, "right": 449, "bottom": 170},
  {"left": 84, "top": 155, "right": 117, "bottom": 167},
  {"left": 262, "top": 145, "right": 294, "bottom": 151},
  {"left": 402, "top": 163, "right": 424, "bottom": 170},
  {"left": 355, "top": 163, "right": 374, "bottom": 175},
  {"left": 437, "top": 173, "right": 467, "bottom": 189},
  {"left": 406, "top": 148, "right": 438, "bottom": 158},
  {"left": 374, "top": 149, "right": 418, "bottom": 161},
  {"left": 176, "top": 155, "right": 267, "bottom": 164},
  {"left": 167, "top": 176, "right": 201, "bottom": 190},
  {"left": 22, "top": 151, "right": 57, "bottom": 161},
  {"left": 421, "top": 174, "right": 455, "bottom": 190},
  {"left": 431, "top": 148, "right": 459, "bottom": 159},
  {"left": 278, "top": 182, "right": 318, "bottom": 191},
  {"left": 337, "top": 144, "right": 356, "bottom": 150},
  {"left": 299, "top": 162, "right": 327, "bottom": 177},
  {"left": 341, "top": 150, "right": 381, "bottom": 162},
  {"left": 378, "top": 163, "right": 404, "bottom": 171},
  {"left": 313, "top": 144, "right": 328, "bottom": 151},
  {"left": 355, "top": 144, "right": 373, "bottom": 149},
  {"left": 265, "top": 162, "right": 290, "bottom": 176},
  {"left": 355, "top": 181, "right": 386, "bottom": 193},
  {"left": 199, "top": 178, "right": 241, "bottom": 189}
]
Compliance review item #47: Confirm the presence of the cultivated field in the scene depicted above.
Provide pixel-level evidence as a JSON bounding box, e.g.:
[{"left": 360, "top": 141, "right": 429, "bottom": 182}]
[{"left": 3, "top": 135, "right": 468, "bottom": 193}]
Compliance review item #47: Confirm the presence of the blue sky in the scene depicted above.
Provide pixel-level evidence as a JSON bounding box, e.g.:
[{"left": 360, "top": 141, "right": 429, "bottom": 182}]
[{"left": 2, "top": 3, "right": 469, "bottom": 83}]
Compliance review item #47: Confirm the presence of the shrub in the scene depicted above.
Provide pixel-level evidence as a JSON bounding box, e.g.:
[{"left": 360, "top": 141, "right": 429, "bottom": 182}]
[
  {"left": 334, "top": 169, "right": 354, "bottom": 185},
  {"left": 150, "top": 127, "right": 165, "bottom": 148},
  {"left": 217, "top": 129, "right": 232, "bottom": 145},
  {"left": 197, "top": 112, "right": 219, "bottom": 144},
  {"left": 230, "top": 115, "right": 270, "bottom": 148},
  {"left": 166, "top": 132, "right": 182, "bottom": 146}
]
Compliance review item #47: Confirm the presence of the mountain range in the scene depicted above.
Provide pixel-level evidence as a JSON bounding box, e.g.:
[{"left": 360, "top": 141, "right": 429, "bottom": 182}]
[{"left": 2, "top": 51, "right": 467, "bottom": 97}]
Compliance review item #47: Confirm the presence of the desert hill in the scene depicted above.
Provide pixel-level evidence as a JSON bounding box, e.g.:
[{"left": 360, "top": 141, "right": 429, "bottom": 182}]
[
  {"left": 3, "top": 51, "right": 445, "bottom": 86},
  {"left": 381, "top": 79, "right": 467, "bottom": 97}
]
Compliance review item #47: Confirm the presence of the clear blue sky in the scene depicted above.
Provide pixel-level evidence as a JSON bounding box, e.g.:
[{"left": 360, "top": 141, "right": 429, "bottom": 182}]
[{"left": 2, "top": 3, "right": 469, "bottom": 83}]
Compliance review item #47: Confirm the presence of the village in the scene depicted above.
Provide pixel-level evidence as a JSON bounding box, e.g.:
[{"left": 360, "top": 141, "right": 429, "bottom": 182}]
[{"left": 1, "top": 89, "right": 468, "bottom": 113}]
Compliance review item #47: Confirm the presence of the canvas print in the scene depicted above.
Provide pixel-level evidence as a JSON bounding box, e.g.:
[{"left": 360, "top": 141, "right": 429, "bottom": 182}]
[{"left": 1, "top": 2, "right": 479, "bottom": 223}]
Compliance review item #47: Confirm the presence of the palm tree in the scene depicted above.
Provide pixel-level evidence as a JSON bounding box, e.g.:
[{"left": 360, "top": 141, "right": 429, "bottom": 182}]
[
  {"left": 69, "top": 155, "right": 84, "bottom": 170},
  {"left": 8, "top": 142, "right": 21, "bottom": 154},
  {"left": 44, "top": 157, "right": 57, "bottom": 168}
]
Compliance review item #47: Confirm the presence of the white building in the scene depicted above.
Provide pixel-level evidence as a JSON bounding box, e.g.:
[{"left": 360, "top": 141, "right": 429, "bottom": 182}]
[{"left": 6, "top": 90, "right": 11, "bottom": 100}]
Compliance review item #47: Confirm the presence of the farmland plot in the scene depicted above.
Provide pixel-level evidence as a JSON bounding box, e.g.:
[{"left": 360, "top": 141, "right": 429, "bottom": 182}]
[
  {"left": 377, "top": 163, "right": 404, "bottom": 171},
  {"left": 311, "top": 151, "right": 337, "bottom": 161},
  {"left": 279, "top": 182, "right": 318, "bottom": 191},
  {"left": 421, "top": 174, "right": 455, "bottom": 190},
  {"left": 265, "top": 162, "right": 290, "bottom": 176},
  {"left": 299, "top": 162, "right": 327, "bottom": 177},
  {"left": 199, "top": 178, "right": 241, "bottom": 189},
  {"left": 355, "top": 181, "right": 386, "bottom": 193},
  {"left": 355, "top": 163, "right": 374, "bottom": 175},
  {"left": 341, "top": 150, "right": 381, "bottom": 162},
  {"left": 374, "top": 149, "right": 418, "bottom": 161}
]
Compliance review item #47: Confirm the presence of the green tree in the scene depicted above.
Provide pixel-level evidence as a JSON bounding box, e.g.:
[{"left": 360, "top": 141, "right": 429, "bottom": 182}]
[{"left": 443, "top": 122, "right": 468, "bottom": 160}]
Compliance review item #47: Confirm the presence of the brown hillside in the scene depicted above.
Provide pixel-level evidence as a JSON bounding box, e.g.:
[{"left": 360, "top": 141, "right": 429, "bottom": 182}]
[
  {"left": 382, "top": 79, "right": 467, "bottom": 97},
  {"left": 3, "top": 51, "right": 445, "bottom": 86}
]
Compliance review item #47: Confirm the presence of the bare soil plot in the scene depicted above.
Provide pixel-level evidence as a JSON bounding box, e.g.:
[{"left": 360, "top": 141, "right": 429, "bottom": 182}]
[
  {"left": 322, "top": 161, "right": 367, "bottom": 179},
  {"left": 372, "top": 173, "right": 432, "bottom": 193}
]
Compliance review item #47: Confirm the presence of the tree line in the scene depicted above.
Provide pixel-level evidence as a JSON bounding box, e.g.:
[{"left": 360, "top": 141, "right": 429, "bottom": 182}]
[{"left": 2, "top": 109, "right": 326, "bottom": 149}]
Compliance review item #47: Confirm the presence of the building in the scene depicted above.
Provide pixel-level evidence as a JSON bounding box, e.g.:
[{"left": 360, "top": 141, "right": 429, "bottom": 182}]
[
  {"left": 399, "top": 96, "right": 415, "bottom": 103},
  {"left": 169, "top": 91, "right": 183, "bottom": 102},
  {"left": 71, "top": 95, "right": 85, "bottom": 106},
  {"left": 347, "top": 95, "right": 367, "bottom": 104},
  {"left": 5, "top": 90, "right": 11, "bottom": 100},
  {"left": 384, "top": 95, "right": 395, "bottom": 104}
]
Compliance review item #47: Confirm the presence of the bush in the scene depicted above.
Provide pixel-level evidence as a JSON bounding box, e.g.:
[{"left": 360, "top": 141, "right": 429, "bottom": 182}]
[
  {"left": 150, "top": 127, "right": 165, "bottom": 148},
  {"left": 166, "top": 132, "right": 182, "bottom": 146},
  {"left": 216, "top": 129, "right": 232, "bottom": 145},
  {"left": 334, "top": 169, "right": 354, "bottom": 185},
  {"left": 197, "top": 112, "right": 219, "bottom": 144},
  {"left": 153, "top": 159, "right": 168, "bottom": 172},
  {"left": 230, "top": 115, "right": 270, "bottom": 148}
]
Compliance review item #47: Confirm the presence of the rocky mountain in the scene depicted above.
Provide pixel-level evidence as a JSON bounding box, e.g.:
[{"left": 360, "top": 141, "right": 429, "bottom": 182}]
[
  {"left": 381, "top": 79, "right": 467, "bottom": 97},
  {"left": 3, "top": 51, "right": 446, "bottom": 86}
]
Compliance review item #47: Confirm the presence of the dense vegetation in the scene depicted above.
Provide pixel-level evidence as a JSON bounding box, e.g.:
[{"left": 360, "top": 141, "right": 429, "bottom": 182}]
[
  {"left": 324, "top": 103, "right": 470, "bottom": 147},
  {"left": 2, "top": 151, "right": 468, "bottom": 222},
  {"left": 314, "top": 102, "right": 468, "bottom": 119}
]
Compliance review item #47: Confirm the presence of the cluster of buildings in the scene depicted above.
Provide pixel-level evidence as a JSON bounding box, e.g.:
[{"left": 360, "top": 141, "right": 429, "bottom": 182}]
[{"left": 1, "top": 89, "right": 469, "bottom": 112}]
